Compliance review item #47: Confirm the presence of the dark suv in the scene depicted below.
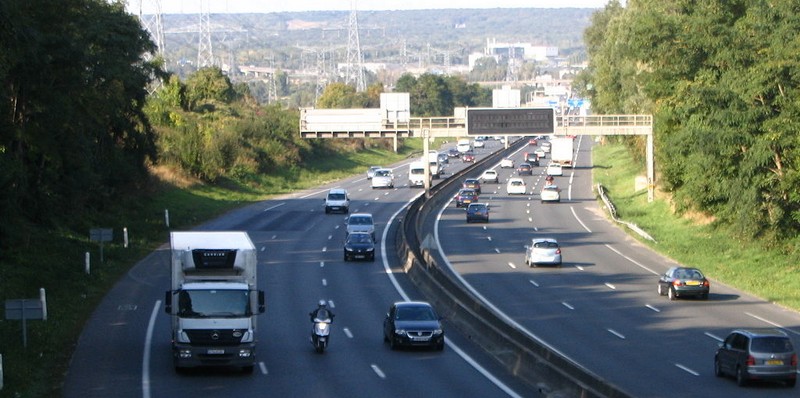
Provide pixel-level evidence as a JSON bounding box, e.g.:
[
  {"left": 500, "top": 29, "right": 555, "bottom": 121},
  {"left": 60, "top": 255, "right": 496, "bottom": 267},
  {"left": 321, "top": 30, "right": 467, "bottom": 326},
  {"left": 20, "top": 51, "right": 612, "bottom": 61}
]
[{"left": 715, "top": 328, "right": 797, "bottom": 387}]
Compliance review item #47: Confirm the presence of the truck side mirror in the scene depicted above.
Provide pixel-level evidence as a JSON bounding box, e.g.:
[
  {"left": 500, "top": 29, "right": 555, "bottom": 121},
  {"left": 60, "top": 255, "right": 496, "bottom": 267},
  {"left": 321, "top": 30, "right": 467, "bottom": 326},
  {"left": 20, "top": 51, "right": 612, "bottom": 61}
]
[
  {"left": 258, "top": 291, "right": 266, "bottom": 314},
  {"left": 164, "top": 291, "right": 172, "bottom": 314}
]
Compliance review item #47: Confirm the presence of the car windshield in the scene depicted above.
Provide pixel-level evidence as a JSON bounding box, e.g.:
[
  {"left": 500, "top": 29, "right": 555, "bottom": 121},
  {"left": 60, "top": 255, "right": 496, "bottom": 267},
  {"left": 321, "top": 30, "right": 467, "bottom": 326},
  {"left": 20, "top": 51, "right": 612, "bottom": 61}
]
[
  {"left": 751, "top": 337, "right": 794, "bottom": 353},
  {"left": 675, "top": 269, "right": 704, "bottom": 279},
  {"left": 348, "top": 234, "right": 372, "bottom": 244},
  {"left": 510, "top": 181, "right": 523, "bottom": 186},
  {"left": 328, "top": 193, "right": 345, "bottom": 200},
  {"left": 396, "top": 306, "right": 436, "bottom": 321},
  {"left": 534, "top": 241, "right": 558, "bottom": 248},
  {"left": 349, "top": 216, "right": 371, "bottom": 225},
  {"left": 375, "top": 170, "right": 391, "bottom": 177}
]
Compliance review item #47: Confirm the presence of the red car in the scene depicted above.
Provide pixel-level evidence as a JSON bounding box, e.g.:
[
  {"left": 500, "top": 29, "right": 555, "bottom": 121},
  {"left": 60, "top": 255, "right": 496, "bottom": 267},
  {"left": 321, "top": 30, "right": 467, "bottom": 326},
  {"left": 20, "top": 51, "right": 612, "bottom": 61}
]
[
  {"left": 528, "top": 138, "right": 538, "bottom": 146},
  {"left": 462, "top": 152, "right": 476, "bottom": 163}
]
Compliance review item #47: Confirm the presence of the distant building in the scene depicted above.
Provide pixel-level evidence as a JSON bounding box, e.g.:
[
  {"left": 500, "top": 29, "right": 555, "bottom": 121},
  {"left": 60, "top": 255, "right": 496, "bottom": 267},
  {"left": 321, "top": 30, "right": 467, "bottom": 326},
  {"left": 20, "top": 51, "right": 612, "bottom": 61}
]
[{"left": 485, "top": 38, "right": 558, "bottom": 61}]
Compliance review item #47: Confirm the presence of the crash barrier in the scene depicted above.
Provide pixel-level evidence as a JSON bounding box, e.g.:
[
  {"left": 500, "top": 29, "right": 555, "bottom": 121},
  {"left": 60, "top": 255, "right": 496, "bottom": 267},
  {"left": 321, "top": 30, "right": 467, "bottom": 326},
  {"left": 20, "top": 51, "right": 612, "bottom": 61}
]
[
  {"left": 596, "top": 184, "right": 656, "bottom": 243},
  {"left": 395, "top": 142, "right": 633, "bottom": 398}
]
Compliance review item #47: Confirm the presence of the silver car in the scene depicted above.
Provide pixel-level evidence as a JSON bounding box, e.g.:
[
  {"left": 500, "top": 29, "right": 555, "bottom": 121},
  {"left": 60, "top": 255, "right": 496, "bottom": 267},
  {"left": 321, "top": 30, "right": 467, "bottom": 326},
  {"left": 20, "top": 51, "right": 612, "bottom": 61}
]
[
  {"left": 345, "top": 213, "right": 375, "bottom": 241},
  {"left": 715, "top": 328, "right": 797, "bottom": 387},
  {"left": 524, "top": 238, "right": 562, "bottom": 267}
]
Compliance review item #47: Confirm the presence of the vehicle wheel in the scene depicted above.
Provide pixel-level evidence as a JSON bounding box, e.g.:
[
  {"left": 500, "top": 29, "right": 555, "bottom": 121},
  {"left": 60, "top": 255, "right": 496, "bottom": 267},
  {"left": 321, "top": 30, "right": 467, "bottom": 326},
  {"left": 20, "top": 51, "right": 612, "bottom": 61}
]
[
  {"left": 315, "top": 345, "right": 324, "bottom": 354},
  {"left": 389, "top": 336, "right": 398, "bottom": 350},
  {"left": 714, "top": 357, "right": 723, "bottom": 377},
  {"left": 435, "top": 341, "right": 445, "bottom": 351},
  {"left": 344, "top": 208, "right": 349, "bottom": 214},
  {"left": 736, "top": 366, "right": 748, "bottom": 386},
  {"left": 786, "top": 378, "right": 796, "bottom": 388},
  {"left": 668, "top": 287, "right": 677, "bottom": 301},
  {"left": 325, "top": 207, "right": 330, "bottom": 214},
  {"left": 344, "top": 254, "right": 349, "bottom": 262},
  {"left": 242, "top": 365, "right": 254, "bottom": 374},
  {"left": 658, "top": 284, "right": 664, "bottom": 296},
  {"left": 702, "top": 293, "right": 709, "bottom": 300},
  {"left": 370, "top": 254, "right": 375, "bottom": 262}
]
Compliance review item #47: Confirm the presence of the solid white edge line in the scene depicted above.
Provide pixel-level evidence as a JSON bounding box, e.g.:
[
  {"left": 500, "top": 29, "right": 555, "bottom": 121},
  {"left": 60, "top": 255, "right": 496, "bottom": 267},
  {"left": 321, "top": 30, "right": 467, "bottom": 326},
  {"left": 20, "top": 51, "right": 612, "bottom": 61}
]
[
  {"left": 383, "top": 192, "right": 523, "bottom": 398},
  {"left": 675, "top": 363, "right": 699, "bottom": 376},
  {"left": 142, "top": 300, "right": 161, "bottom": 398}
]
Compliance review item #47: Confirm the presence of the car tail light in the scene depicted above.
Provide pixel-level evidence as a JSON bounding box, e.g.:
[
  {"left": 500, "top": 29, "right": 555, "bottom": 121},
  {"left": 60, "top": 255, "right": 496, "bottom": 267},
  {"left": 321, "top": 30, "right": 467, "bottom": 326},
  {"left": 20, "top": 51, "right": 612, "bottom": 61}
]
[
  {"left": 746, "top": 355, "right": 756, "bottom": 366},
  {"left": 792, "top": 354, "right": 798, "bottom": 367},
  {"left": 555, "top": 248, "right": 561, "bottom": 254},
  {"left": 672, "top": 280, "right": 682, "bottom": 286},
  {"left": 703, "top": 280, "right": 710, "bottom": 287}
]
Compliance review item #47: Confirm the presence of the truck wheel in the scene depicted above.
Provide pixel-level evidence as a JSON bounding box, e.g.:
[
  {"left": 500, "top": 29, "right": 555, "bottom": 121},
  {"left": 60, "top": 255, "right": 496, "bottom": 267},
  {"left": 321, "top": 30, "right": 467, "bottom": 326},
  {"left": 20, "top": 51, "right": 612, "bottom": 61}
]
[{"left": 241, "top": 365, "right": 254, "bottom": 374}]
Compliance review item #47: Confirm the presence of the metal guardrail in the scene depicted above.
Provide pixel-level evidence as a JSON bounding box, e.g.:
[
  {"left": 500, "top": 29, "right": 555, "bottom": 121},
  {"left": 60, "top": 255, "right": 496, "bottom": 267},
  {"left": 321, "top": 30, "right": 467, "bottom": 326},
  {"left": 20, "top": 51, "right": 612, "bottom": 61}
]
[{"left": 396, "top": 142, "right": 633, "bottom": 398}]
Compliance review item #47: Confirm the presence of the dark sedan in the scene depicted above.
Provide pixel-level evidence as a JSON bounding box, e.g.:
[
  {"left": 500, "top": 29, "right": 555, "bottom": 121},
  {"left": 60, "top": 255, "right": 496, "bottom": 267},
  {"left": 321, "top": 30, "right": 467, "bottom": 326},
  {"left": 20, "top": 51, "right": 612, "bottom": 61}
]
[
  {"left": 657, "top": 266, "right": 710, "bottom": 300},
  {"left": 516, "top": 163, "right": 533, "bottom": 176},
  {"left": 343, "top": 232, "right": 375, "bottom": 262},
  {"left": 447, "top": 148, "right": 461, "bottom": 158},
  {"left": 455, "top": 188, "right": 478, "bottom": 208},
  {"left": 462, "top": 151, "right": 476, "bottom": 163},
  {"left": 383, "top": 301, "right": 444, "bottom": 351},
  {"left": 462, "top": 178, "right": 481, "bottom": 194},
  {"left": 466, "top": 203, "right": 489, "bottom": 223}
]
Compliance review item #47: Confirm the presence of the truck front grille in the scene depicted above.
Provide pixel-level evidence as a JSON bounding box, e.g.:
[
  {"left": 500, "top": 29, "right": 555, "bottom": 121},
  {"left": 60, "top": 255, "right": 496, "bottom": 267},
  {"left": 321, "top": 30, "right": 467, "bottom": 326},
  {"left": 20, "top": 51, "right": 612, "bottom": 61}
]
[{"left": 185, "top": 329, "right": 244, "bottom": 345}]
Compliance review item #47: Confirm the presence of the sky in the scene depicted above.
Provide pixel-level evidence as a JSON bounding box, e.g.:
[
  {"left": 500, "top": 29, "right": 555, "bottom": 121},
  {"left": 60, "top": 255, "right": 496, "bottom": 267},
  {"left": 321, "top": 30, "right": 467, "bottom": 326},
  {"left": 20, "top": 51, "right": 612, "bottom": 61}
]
[{"left": 129, "top": 0, "right": 613, "bottom": 15}]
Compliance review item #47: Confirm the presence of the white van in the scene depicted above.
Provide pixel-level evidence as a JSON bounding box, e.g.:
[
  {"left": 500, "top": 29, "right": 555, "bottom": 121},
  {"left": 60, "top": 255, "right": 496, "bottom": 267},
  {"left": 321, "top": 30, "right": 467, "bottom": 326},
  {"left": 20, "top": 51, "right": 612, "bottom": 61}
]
[
  {"left": 408, "top": 161, "right": 427, "bottom": 187},
  {"left": 324, "top": 188, "right": 350, "bottom": 214},
  {"left": 456, "top": 139, "right": 471, "bottom": 153}
]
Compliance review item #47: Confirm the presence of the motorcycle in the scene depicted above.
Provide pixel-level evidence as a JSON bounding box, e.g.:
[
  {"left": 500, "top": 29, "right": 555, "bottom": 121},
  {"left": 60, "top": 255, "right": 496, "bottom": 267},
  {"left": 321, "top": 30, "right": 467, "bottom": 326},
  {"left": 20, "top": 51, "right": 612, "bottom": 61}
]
[{"left": 311, "top": 316, "right": 332, "bottom": 353}]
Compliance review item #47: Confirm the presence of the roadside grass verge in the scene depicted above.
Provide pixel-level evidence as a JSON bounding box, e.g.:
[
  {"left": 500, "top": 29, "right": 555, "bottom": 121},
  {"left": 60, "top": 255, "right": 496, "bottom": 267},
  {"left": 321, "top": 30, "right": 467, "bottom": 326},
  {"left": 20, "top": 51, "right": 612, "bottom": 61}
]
[
  {"left": 592, "top": 142, "right": 800, "bottom": 311},
  {"left": 0, "top": 139, "right": 423, "bottom": 398}
]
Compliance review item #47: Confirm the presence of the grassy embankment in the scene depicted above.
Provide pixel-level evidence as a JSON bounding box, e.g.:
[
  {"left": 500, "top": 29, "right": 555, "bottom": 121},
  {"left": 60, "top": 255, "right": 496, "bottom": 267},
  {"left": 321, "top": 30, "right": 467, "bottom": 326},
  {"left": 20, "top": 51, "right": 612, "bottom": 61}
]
[
  {"left": 592, "top": 142, "right": 800, "bottom": 311},
  {"left": 0, "top": 139, "right": 429, "bottom": 398}
]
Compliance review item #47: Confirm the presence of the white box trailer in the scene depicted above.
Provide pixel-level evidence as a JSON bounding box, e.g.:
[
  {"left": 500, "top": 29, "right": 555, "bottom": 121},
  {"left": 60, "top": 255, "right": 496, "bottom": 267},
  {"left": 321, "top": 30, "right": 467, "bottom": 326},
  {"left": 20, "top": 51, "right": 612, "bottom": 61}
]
[
  {"left": 165, "top": 231, "right": 265, "bottom": 373},
  {"left": 550, "top": 137, "right": 575, "bottom": 167}
]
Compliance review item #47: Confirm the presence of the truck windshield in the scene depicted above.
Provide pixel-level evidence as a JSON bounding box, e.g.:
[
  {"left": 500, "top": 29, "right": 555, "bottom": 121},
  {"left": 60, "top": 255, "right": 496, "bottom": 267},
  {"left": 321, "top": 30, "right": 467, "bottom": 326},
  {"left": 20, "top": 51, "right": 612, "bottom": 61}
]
[{"left": 178, "top": 289, "right": 250, "bottom": 318}]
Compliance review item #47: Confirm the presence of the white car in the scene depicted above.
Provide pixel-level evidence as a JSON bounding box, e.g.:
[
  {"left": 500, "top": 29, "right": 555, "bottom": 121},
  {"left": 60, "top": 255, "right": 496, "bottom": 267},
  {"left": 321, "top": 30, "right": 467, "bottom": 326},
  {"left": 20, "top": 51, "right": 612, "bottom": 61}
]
[
  {"left": 546, "top": 163, "right": 563, "bottom": 176},
  {"left": 499, "top": 158, "right": 514, "bottom": 169},
  {"left": 371, "top": 168, "right": 394, "bottom": 189},
  {"left": 541, "top": 141, "right": 552, "bottom": 153},
  {"left": 473, "top": 138, "right": 485, "bottom": 148},
  {"left": 540, "top": 185, "right": 561, "bottom": 203},
  {"left": 366, "top": 166, "right": 382, "bottom": 179},
  {"left": 480, "top": 169, "right": 499, "bottom": 184},
  {"left": 345, "top": 213, "right": 375, "bottom": 240},
  {"left": 524, "top": 238, "right": 562, "bottom": 267},
  {"left": 534, "top": 148, "right": 547, "bottom": 158},
  {"left": 506, "top": 178, "right": 527, "bottom": 195}
]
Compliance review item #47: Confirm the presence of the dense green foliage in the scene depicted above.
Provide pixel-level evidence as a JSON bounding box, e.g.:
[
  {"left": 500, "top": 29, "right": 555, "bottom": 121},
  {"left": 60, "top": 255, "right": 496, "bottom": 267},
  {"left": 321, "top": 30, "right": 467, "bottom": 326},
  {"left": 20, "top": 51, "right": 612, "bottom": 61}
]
[
  {"left": 395, "top": 73, "right": 492, "bottom": 116},
  {"left": 0, "top": 0, "right": 159, "bottom": 244},
  {"left": 581, "top": 0, "right": 800, "bottom": 242}
]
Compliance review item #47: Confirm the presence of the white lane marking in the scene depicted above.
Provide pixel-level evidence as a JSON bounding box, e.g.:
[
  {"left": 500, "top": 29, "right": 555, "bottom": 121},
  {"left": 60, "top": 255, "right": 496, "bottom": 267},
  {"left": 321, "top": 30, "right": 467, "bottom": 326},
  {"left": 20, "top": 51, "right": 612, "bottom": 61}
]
[
  {"left": 271, "top": 235, "right": 277, "bottom": 240},
  {"left": 322, "top": 246, "right": 327, "bottom": 252},
  {"left": 263, "top": 202, "right": 286, "bottom": 211},
  {"left": 141, "top": 301, "right": 161, "bottom": 398},
  {"left": 608, "top": 329, "right": 626, "bottom": 339},
  {"left": 562, "top": 302, "right": 574, "bottom": 310},
  {"left": 483, "top": 226, "right": 488, "bottom": 231},
  {"left": 487, "top": 236, "right": 492, "bottom": 241},
  {"left": 575, "top": 265, "right": 585, "bottom": 271},
  {"left": 322, "top": 279, "right": 327, "bottom": 286},
  {"left": 705, "top": 332, "right": 724, "bottom": 342},
  {"left": 371, "top": 364, "right": 386, "bottom": 379},
  {"left": 569, "top": 206, "right": 592, "bottom": 233},
  {"left": 528, "top": 217, "right": 533, "bottom": 222},
  {"left": 605, "top": 283, "right": 616, "bottom": 290},
  {"left": 508, "top": 262, "right": 517, "bottom": 269},
  {"left": 746, "top": 312, "right": 800, "bottom": 336},
  {"left": 261, "top": 246, "right": 266, "bottom": 252},
  {"left": 343, "top": 328, "right": 353, "bottom": 338},
  {"left": 328, "top": 235, "right": 333, "bottom": 240},
  {"left": 259, "top": 362, "right": 268, "bottom": 375},
  {"left": 384, "top": 192, "right": 523, "bottom": 398},
  {"left": 645, "top": 304, "right": 660, "bottom": 312},
  {"left": 320, "top": 261, "right": 325, "bottom": 268},
  {"left": 675, "top": 363, "right": 699, "bottom": 376},
  {"left": 529, "top": 280, "right": 539, "bottom": 287},
  {"left": 494, "top": 248, "right": 501, "bottom": 254},
  {"left": 603, "top": 244, "right": 660, "bottom": 275}
]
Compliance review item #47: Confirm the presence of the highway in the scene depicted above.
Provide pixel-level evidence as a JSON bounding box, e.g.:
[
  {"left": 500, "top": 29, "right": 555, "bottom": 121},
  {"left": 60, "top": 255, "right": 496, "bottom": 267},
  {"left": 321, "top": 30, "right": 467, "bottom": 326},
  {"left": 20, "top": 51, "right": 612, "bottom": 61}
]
[
  {"left": 434, "top": 136, "right": 800, "bottom": 397},
  {"left": 62, "top": 136, "right": 800, "bottom": 397},
  {"left": 62, "top": 140, "right": 534, "bottom": 398}
]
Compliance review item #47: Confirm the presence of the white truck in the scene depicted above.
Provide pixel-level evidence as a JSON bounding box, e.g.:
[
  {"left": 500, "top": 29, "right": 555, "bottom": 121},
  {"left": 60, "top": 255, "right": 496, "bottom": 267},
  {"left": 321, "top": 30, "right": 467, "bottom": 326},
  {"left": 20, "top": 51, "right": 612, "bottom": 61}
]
[
  {"left": 165, "top": 231, "right": 265, "bottom": 373},
  {"left": 456, "top": 138, "right": 472, "bottom": 153},
  {"left": 424, "top": 152, "right": 442, "bottom": 179},
  {"left": 408, "top": 161, "right": 427, "bottom": 187},
  {"left": 550, "top": 137, "right": 575, "bottom": 167}
]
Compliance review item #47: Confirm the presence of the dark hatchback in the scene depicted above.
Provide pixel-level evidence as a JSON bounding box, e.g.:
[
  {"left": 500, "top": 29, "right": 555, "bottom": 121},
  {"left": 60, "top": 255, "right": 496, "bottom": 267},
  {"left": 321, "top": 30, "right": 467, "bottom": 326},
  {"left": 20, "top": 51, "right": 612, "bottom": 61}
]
[
  {"left": 517, "top": 163, "right": 533, "bottom": 176},
  {"left": 455, "top": 188, "right": 478, "bottom": 208},
  {"left": 466, "top": 203, "right": 489, "bottom": 223},
  {"left": 657, "top": 266, "right": 710, "bottom": 300},
  {"left": 523, "top": 152, "right": 540, "bottom": 166},
  {"left": 462, "top": 178, "right": 481, "bottom": 194},
  {"left": 383, "top": 301, "right": 444, "bottom": 351},
  {"left": 447, "top": 148, "right": 461, "bottom": 158},
  {"left": 343, "top": 232, "right": 375, "bottom": 262}
]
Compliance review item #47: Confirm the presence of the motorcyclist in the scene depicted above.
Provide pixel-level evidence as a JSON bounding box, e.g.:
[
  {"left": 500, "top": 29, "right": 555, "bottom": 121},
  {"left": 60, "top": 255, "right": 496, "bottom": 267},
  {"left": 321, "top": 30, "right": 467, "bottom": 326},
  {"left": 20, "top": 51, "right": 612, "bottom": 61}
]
[{"left": 310, "top": 299, "right": 335, "bottom": 322}]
